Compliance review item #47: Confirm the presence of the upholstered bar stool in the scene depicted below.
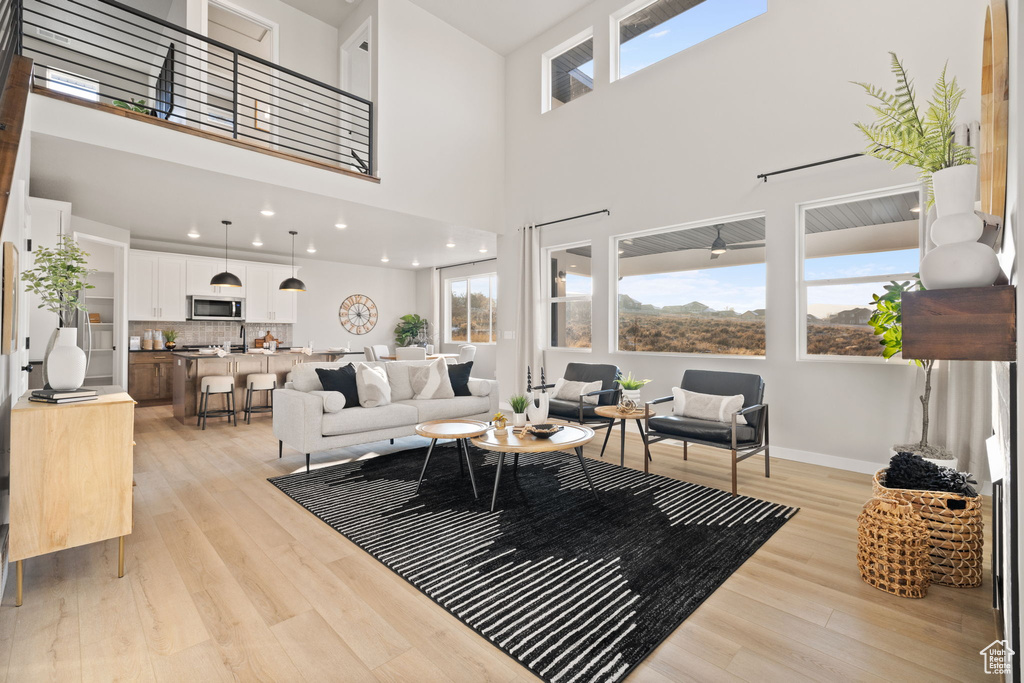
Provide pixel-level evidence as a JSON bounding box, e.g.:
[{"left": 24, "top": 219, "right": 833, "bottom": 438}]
[
  {"left": 244, "top": 373, "right": 277, "bottom": 424},
  {"left": 198, "top": 375, "right": 236, "bottom": 430}
]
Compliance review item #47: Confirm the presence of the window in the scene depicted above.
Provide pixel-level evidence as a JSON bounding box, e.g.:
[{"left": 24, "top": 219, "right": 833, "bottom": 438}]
[
  {"left": 547, "top": 244, "right": 592, "bottom": 349},
  {"left": 44, "top": 68, "right": 100, "bottom": 102},
  {"left": 446, "top": 274, "right": 498, "bottom": 344},
  {"left": 542, "top": 29, "right": 594, "bottom": 113},
  {"left": 799, "top": 187, "right": 924, "bottom": 359},
  {"left": 616, "top": 215, "right": 766, "bottom": 355},
  {"left": 612, "top": 0, "right": 766, "bottom": 80}
]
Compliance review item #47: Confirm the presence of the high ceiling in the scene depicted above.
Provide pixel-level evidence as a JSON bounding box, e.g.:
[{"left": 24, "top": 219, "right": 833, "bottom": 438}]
[{"left": 30, "top": 134, "right": 496, "bottom": 270}]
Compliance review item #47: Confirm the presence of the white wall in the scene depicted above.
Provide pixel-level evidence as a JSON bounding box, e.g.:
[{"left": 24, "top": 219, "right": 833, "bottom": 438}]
[{"left": 495, "top": 0, "right": 989, "bottom": 473}]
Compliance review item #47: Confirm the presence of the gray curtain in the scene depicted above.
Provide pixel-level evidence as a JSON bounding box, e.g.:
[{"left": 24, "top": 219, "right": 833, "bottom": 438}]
[{"left": 515, "top": 225, "right": 543, "bottom": 393}]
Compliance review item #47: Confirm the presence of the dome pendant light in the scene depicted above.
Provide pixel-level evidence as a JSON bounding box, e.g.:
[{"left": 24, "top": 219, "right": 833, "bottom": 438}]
[
  {"left": 211, "top": 220, "right": 243, "bottom": 287},
  {"left": 279, "top": 230, "right": 307, "bottom": 292}
]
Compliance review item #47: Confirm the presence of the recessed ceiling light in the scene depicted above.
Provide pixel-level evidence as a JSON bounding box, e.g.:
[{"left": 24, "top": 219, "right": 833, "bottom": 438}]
[
  {"left": 381, "top": 256, "right": 390, "bottom": 263},
  {"left": 252, "top": 238, "right": 263, "bottom": 247},
  {"left": 618, "top": 249, "right": 624, "bottom": 255},
  {"left": 335, "top": 223, "right": 347, "bottom": 229},
  {"left": 446, "top": 241, "right": 456, "bottom": 248},
  {"left": 479, "top": 248, "right": 488, "bottom": 253},
  {"left": 306, "top": 246, "right": 317, "bottom": 253},
  {"left": 412, "top": 260, "right": 420, "bottom": 267},
  {"left": 187, "top": 230, "right": 200, "bottom": 239},
  {"left": 570, "top": 264, "right": 576, "bottom": 268},
  {"left": 910, "top": 205, "right": 921, "bottom": 213},
  {"left": 260, "top": 209, "right": 275, "bottom": 216}
]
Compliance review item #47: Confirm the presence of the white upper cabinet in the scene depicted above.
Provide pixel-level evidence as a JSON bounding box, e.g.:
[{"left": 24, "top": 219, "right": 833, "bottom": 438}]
[
  {"left": 128, "top": 251, "right": 186, "bottom": 321},
  {"left": 186, "top": 258, "right": 247, "bottom": 297},
  {"left": 127, "top": 251, "right": 157, "bottom": 320},
  {"left": 271, "top": 267, "right": 297, "bottom": 323},
  {"left": 244, "top": 265, "right": 296, "bottom": 323}
]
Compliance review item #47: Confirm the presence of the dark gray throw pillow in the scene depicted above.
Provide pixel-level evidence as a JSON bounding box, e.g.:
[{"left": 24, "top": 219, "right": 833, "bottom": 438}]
[
  {"left": 448, "top": 361, "right": 474, "bottom": 396},
  {"left": 315, "top": 365, "right": 359, "bottom": 409}
]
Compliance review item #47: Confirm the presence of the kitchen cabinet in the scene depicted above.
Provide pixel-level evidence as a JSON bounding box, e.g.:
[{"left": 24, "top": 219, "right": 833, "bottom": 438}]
[
  {"left": 245, "top": 265, "right": 296, "bottom": 323},
  {"left": 186, "top": 258, "right": 248, "bottom": 297},
  {"left": 128, "top": 251, "right": 186, "bottom": 321},
  {"left": 128, "top": 352, "right": 174, "bottom": 403}
]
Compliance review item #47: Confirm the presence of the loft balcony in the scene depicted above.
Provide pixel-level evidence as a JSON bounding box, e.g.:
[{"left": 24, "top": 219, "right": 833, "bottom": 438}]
[{"left": 17, "top": 0, "right": 376, "bottom": 180}]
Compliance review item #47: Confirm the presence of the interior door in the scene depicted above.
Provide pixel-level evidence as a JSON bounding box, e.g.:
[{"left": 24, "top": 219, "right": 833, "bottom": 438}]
[{"left": 9, "top": 180, "right": 30, "bottom": 398}]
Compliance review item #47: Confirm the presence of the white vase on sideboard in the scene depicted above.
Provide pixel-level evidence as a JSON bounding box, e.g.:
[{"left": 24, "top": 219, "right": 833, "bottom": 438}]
[
  {"left": 919, "top": 165, "right": 1000, "bottom": 290},
  {"left": 46, "top": 328, "right": 87, "bottom": 391}
]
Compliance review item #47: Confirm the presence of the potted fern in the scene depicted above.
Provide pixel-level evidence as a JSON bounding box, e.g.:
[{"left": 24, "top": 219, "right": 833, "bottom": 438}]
[
  {"left": 22, "top": 235, "right": 95, "bottom": 390},
  {"left": 854, "top": 53, "right": 999, "bottom": 290}
]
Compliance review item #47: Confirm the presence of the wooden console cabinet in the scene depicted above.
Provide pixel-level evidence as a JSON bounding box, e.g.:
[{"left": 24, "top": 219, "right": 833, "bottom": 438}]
[{"left": 9, "top": 389, "right": 135, "bottom": 605}]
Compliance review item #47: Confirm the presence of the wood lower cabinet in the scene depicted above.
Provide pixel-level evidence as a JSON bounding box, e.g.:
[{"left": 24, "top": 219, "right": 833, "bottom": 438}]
[{"left": 129, "top": 352, "right": 174, "bottom": 404}]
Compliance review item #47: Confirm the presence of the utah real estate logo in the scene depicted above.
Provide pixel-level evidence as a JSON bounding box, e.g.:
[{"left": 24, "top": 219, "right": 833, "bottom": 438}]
[{"left": 980, "top": 640, "right": 1014, "bottom": 675}]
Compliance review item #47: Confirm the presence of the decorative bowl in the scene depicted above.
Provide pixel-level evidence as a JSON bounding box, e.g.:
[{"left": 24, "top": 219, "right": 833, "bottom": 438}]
[{"left": 530, "top": 424, "right": 563, "bottom": 439}]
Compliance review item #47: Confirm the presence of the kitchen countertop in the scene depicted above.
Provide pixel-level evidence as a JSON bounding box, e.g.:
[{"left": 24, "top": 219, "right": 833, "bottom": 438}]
[{"left": 171, "top": 349, "right": 359, "bottom": 359}]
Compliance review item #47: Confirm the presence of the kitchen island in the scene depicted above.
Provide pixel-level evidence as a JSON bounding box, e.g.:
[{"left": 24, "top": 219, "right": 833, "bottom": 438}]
[{"left": 172, "top": 350, "right": 359, "bottom": 424}]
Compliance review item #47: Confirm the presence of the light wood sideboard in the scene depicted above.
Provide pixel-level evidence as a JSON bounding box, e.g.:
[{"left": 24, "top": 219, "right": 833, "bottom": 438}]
[{"left": 9, "top": 388, "right": 135, "bottom": 605}]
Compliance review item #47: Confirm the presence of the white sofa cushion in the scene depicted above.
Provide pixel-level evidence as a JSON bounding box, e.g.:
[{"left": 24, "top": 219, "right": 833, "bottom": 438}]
[
  {"left": 355, "top": 363, "right": 391, "bottom": 407},
  {"left": 321, "top": 403, "right": 419, "bottom": 436},
  {"left": 309, "top": 390, "right": 346, "bottom": 413},
  {"left": 398, "top": 396, "right": 490, "bottom": 422}
]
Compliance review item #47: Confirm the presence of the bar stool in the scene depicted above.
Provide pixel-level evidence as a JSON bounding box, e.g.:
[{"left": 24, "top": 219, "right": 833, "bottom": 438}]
[
  {"left": 197, "top": 375, "right": 236, "bottom": 430},
  {"left": 244, "top": 373, "right": 277, "bottom": 424}
]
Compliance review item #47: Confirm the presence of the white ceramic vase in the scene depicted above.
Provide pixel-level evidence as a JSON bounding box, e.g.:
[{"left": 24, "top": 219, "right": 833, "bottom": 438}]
[
  {"left": 511, "top": 412, "right": 527, "bottom": 428},
  {"left": 920, "top": 165, "right": 1000, "bottom": 290},
  {"left": 526, "top": 391, "right": 550, "bottom": 423},
  {"left": 46, "top": 328, "right": 87, "bottom": 391}
]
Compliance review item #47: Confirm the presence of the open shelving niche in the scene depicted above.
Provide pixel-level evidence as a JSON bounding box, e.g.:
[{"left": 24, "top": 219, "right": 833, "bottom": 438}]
[{"left": 82, "top": 270, "right": 115, "bottom": 384}]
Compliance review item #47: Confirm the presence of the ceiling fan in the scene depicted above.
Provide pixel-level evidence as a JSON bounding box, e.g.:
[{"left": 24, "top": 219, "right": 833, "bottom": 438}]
[{"left": 706, "top": 225, "right": 765, "bottom": 260}]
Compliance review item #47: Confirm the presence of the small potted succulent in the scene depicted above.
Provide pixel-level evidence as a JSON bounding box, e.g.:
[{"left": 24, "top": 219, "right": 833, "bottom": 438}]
[
  {"left": 163, "top": 329, "right": 179, "bottom": 350},
  {"left": 615, "top": 371, "right": 651, "bottom": 404},
  {"left": 492, "top": 412, "right": 508, "bottom": 435},
  {"left": 508, "top": 394, "right": 529, "bottom": 428}
]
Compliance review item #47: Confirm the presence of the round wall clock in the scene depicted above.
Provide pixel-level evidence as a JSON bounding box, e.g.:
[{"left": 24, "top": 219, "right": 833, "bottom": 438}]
[{"left": 339, "top": 294, "right": 378, "bottom": 335}]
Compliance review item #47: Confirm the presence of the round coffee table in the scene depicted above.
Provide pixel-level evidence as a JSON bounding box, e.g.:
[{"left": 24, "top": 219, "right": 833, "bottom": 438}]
[
  {"left": 415, "top": 419, "right": 490, "bottom": 499},
  {"left": 472, "top": 425, "right": 597, "bottom": 512},
  {"left": 594, "top": 404, "right": 653, "bottom": 473}
]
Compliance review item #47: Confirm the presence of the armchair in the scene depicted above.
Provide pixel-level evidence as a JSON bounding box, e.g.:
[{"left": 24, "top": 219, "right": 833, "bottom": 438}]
[
  {"left": 546, "top": 362, "right": 621, "bottom": 430},
  {"left": 645, "top": 369, "right": 769, "bottom": 496}
]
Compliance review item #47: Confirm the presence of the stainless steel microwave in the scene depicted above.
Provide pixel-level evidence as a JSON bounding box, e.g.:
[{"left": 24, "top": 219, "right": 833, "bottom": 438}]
[{"left": 187, "top": 296, "right": 245, "bottom": 321}]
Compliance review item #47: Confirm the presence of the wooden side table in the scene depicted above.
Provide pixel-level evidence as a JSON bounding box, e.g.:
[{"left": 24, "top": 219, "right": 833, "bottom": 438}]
[
  {"left": 594, "top": 404, "right": 653, "bottom": 473},
  {"left": 415, "top": 419, "right": 490, "bottom": 499},
  {"left": 10, "top": 388, "right": 135, "bottom": 606}
]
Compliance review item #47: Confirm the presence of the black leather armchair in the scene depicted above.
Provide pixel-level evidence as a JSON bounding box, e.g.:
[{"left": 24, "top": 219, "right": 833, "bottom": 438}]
[
  {"left": 645, "top": 369, "right": 769, "bottom": 496},
  {"left": 546, "top": 362, "right": 621, "bottom": 429}
]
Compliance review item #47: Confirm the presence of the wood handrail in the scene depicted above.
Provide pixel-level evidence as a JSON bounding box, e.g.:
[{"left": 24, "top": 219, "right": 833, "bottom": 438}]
[{"left": 0, "top": 54, "right": 31, "bottom": 224}]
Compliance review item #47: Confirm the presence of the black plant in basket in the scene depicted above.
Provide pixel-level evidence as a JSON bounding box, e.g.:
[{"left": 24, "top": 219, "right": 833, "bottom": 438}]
[{"left": 886, "top": 452, "right": 978, "bottom": 498}]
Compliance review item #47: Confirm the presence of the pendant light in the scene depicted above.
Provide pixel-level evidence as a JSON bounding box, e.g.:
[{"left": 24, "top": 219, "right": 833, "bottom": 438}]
[
  {"left": 211, "top": 220, "right": 243, "bottom": 287},
  {"left": 279, "top": 230, "right": 307, "bottom": 292}
]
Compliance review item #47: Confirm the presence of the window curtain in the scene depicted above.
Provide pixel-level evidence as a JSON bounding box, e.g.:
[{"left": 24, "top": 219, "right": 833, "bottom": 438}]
[{"left": 515, "top": 224, "right": 543, "bottom": 393}]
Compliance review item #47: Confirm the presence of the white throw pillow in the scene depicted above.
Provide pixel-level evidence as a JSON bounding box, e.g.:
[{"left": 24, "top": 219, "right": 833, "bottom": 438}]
[
  {"left": 467, "top": 378, "right": 492, "bottom": 397},
  {"left": 355, "top": 363, "right": 392, "bottom": 407},
  {"left": 291, "top": 364, "right": 325, "bottom": 393},
  {"left": 310, "top": 390, "right": 346, "bottom": 413},
  {"left": 671, "top": 387, "right": 748, "bottom": 424},
  {"left": 386, "top": 362, "right": 415, "bottom": 401},
  {"left": 410, "top": 357, "right": 455, "bottom": 399},
  {"left": 553, "top": 378, "right": 602, "bottom": 405}
]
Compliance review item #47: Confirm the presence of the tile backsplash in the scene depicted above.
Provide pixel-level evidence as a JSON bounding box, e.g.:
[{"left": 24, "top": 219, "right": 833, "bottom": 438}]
[{"left": 129, "top": 321, "right": 293, "bottom": 347}]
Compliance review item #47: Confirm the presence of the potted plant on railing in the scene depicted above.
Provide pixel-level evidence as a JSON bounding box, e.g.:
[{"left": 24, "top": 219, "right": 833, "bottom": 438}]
[
  {"left": 22, "top": 235, "right": 95, "bottom": 390},
  {"left": 853, "top": 52, "right": 999, "bottom": 290},
  {"left": 868, "top": 279, "right": 954, "bottom": 466},
  {"left": 508, "top": 394, "right": 529, "bottom": 428},
  {"left": 615, "top": 371, "right": 651, "bottom": 409},
  {"left": 394, "top": 313, "right": 429, "bottom": 347}
]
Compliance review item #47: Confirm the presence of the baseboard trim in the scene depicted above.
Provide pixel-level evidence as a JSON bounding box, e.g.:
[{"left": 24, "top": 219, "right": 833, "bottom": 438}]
[{"left": 768, "top": 446, "right": 885, "bottom": 476}]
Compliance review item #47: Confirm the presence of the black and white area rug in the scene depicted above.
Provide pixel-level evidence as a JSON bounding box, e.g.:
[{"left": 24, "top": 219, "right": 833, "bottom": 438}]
[{"left": 270, "top": 444, "right": 798, "bottom": 683}]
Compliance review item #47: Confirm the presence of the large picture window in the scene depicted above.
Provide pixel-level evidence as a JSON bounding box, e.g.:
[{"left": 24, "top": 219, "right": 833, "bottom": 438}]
[
  {"left": 799, "top": 187, "right": 924, "bottom": 359},
  {"left": 616, "top": 215, "right": 766, "bottom": 355},
  {"left": 612, "top": 0, "right": 766, "bottom": 80},
  {"left": 446, "top": 274, "right": 498, "bottom": 344},
  {"left": 547, "top": 244, "right": 592, "bottom": 349}
]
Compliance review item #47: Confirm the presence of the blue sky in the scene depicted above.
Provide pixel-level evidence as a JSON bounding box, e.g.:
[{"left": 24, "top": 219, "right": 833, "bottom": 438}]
[{"left": 619, "top": 0, "right": 767, "bottom": 78}]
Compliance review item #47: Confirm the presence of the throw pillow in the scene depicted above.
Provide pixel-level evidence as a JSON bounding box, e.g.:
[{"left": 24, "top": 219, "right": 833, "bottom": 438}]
[
  {"left": 410, "top": 357, "right": 455, "bottom": 399},
  {"left": 447, "top": 361, "right": 474, "bottom": 397},
  {"left": 554, "top": 378, "right": 602, "bottom": 405},
  {"left": 355, "top": 363, "right": 392, "bottom": 408},
  {"left": 671, "top": 387, "right": 748, "bottom": 424},
  {"left": 315, "top": 365, "right": 359, "bottom": 409},
  {"left": 467, "top": 378, "right": 492, "bottom": 397},
  {"left": 385, "top": 362, "right": 416, "bottom": 401},
  {"left": 309, "top": 390, "right": 346, "bottom": 413}
]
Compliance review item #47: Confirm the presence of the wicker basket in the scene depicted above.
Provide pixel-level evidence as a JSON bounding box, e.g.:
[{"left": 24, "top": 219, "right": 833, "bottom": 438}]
[
  {"left": 873, "top": 469, "right": 983, "bottom": 588},
  {"left": 857, "top": 496, "right": 931, "bottom": 598}
]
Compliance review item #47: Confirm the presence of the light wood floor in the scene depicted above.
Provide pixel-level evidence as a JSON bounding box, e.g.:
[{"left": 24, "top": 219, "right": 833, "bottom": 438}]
[{"left": 0, "top": 406, "right": 999, "bottom": 682}]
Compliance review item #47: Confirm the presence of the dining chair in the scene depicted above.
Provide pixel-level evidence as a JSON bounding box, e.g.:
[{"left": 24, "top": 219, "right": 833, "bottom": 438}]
[{"left": 396, "top": 346, "right": 427, "bottom": 361}]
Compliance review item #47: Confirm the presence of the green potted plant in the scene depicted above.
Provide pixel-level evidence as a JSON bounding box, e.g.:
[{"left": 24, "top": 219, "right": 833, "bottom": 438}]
[
  {"left": 508, "top": 394, "right": 529, "bottom": 428},
  {"left": 163, "top": 329, "right": 179, "bottom": 350},
  {"left": 22, "top": 235, "right": 95, "bottom": 390},
  {"left": 868, "top": 279, "right": 954, "bottom": 465},
  {"left": 113, "top": 98, "right": 152, "bottom": 115},
  {"left": 394, "top": 313, "right": 428, "bottom": 347},
  {"left": 614, "top": 371, "right": 651, "bottom": 404},
  {"left": 854, "top": 53, "right": 998, "bottom": 290}
]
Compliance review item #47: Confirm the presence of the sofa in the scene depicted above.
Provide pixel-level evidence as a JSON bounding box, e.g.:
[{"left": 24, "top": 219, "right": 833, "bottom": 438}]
[{"left": 273, "top": 360, "right": 499, "bottom": 470}]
